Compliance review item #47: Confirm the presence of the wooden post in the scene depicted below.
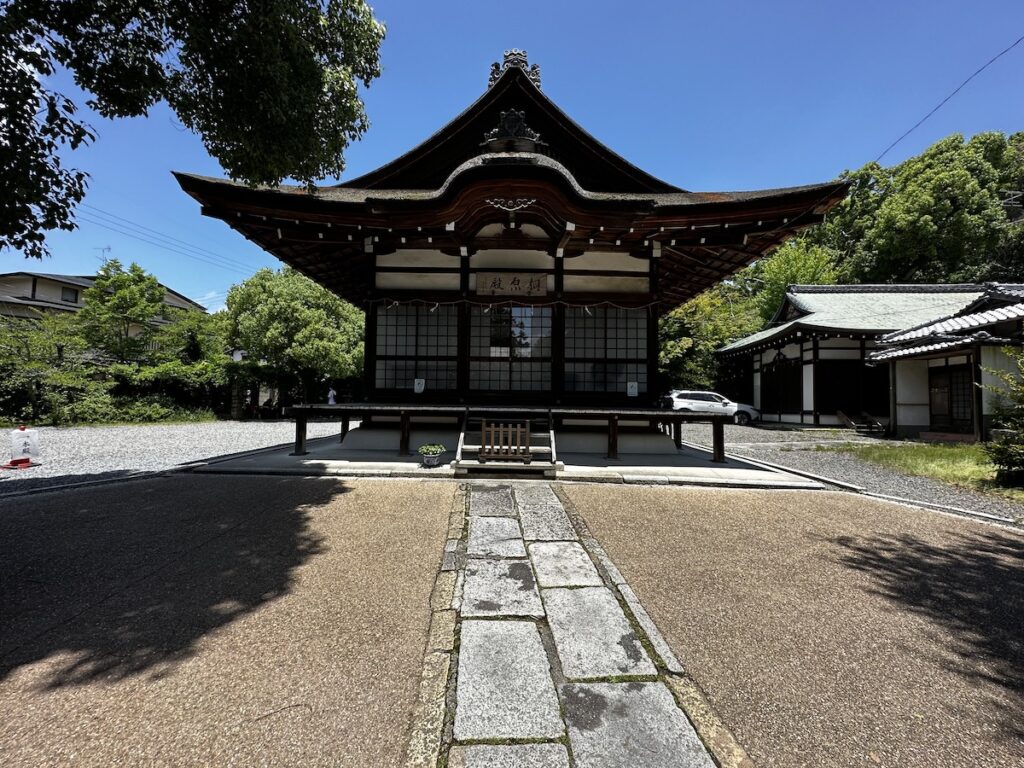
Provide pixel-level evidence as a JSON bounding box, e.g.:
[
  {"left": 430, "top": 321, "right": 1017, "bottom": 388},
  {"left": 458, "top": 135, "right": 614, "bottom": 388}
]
[
  {"left": 340, "top": 414, "right": 350, "bottom": 443},
  {"left": 399, "top": 411, "right": 410, "bottom": 456},
  {"left": 712, "top": 418, "right": 725, "bottom": 463},
  {"left": 292, "top": 414, "right": 308, "bottom": 456},
  {"left": 608, "top": 415, "right": 619, "bottom": 459},
  {"left": 672, "top": 419, "right": 682, "bottom": 449}
]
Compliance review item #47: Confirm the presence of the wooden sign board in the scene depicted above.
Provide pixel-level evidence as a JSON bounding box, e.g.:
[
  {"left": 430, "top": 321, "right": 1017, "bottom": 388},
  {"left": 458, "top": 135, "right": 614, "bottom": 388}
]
[{"left": 476, "top": 273, "right": 547, "bottom": 297}]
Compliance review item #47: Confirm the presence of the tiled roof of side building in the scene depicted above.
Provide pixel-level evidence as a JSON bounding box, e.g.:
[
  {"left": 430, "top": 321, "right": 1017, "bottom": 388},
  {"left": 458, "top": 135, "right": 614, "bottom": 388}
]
[
  {"left": 719, "top": 285, "right": 985, "bottom": 354},
  {"left": 869, "top": 332, "right": 1015, "bottom": 362},
  {"left": 883, "top": 302, "right": 1024, "bottom": 343}
]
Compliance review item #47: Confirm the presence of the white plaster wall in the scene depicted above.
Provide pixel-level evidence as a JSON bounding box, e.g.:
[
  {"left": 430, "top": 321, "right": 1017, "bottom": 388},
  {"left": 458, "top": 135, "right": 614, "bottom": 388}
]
[
  {"left": 34, "top": 278, "right": 80, "bottom": 304},
  {"left": 377, "top": 250, "right": 460, "bottom": 268},
  {"left": 565, "top": 251, "right": 649, "bottom": 272},
  {"left": 471, "top": 250, "right": 554, "bottom": 270},
  {"left": 562, "top": 275, "right": 649, "bottom": 293},
  {"left": 781, "top": 343, "right": 801, "bottom": 359},
  {"left": 377, "top": 273, "right": 460, "bottom": 290},
  {"left": 895, "top": 359, "right": 930, "bottom": 429},
  {"left": 981, "top": 346, "right": 1018, "bottom": 415},
  {"left": 0, "top": 276, "right": 32, "bottom": 297},
  {"left": 818, "top": 338, "right": 863, "bottom": 348},
  {"left": 753, "top": 371, "right": 761, "bottom": 409},
  {"left": 819, "top": 349, "right": 862, "bottom": 360}
]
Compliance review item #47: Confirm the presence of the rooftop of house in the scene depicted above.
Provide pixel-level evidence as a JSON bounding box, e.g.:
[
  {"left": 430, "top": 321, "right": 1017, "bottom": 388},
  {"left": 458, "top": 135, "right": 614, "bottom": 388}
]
[
  {"left": 0, "top": 271, "right": 207, "bottom": 312},
  {"left": 718, "top": 284, "right": 986, "bottom": 355}
]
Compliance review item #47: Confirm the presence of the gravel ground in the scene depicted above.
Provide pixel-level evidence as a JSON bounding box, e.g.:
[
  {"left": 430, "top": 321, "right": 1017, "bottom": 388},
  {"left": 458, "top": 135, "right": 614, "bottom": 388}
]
[
  {"left": 0, "top": 420, "right": 340, "bottom": 495},
  {"left": 679, "top": 423, "right": 1024, "bottom": 522},
  {"left": 563, "top": 484, "right": 1024, "bottom": 768},
  {"left": 0, "top": 475, "right": 454, "bottom": 767}
]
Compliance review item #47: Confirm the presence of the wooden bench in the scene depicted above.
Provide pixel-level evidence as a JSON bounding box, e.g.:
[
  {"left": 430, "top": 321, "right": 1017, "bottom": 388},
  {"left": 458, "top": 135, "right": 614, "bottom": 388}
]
[{"left": 478, "top": 419, "right": 532, "bottom": 463}]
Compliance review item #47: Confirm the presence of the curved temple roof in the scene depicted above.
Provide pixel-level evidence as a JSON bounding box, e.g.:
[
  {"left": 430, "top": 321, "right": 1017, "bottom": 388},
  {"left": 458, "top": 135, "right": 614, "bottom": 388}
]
[{"left": 175, "top": 51, "right": 849, "bottom": 311}]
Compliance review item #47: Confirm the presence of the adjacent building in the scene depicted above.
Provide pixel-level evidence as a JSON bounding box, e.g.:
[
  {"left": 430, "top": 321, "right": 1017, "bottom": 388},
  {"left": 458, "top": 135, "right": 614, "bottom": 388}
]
[
  {"left": 869, "top": 283, "right": 1024, "bottom": 439},
  {"left": 0, "top": 271, "right": 205, "bottom": 320},
  {"left": 716, "top": 284, "right": 984, "bottom": 427}
]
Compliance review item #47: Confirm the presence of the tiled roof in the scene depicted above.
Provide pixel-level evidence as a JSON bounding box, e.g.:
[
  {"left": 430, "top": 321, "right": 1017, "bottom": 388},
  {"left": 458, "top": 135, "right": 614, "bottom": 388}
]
[
  {"left": 868, "top": 332, "right": 1013, "bottom": 361},
  {"left": 719, "top": 285, "right": 983, "bottom": 353},
  {"left": 176, "top": 163, "right": 843, "bottom": 209},
  {"left": 883, "top": 301, "right": 1024, "bottom": 342}
]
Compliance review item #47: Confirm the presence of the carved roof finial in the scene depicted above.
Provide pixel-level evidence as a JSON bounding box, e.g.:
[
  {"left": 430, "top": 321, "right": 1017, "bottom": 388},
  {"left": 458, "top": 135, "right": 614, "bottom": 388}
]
[{"left": 488, "top": 49, "right": 541, "bottom": 89}]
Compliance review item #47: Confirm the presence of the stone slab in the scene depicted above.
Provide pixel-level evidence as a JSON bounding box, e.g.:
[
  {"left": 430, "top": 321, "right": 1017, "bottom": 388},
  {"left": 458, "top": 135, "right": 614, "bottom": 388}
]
[
  {"left": 468, "top": 516, "right": 526, "bottom": 558},
  {"left": 528, "top": 542, "right": 603, "bottom": 587},
  {"left": 561, "top": 682, "right": 715, "bottom": 768},
  {"left": 403, "top": 651, "right": 451, "bottom": 768},
  {"left": 427, "top": 609, "right": 456, "bottom": 652},
  {"left": 583, "top": 538, "right": 626, "bottom": 585},
  {"left": 430, "top": 571, "right": 456, "bottom": 611},
  {"left": 544, "top": 587, "right": 655, "bottom": 678},
  {"left": 448, "top": 743, "right": 570, "bottom": 768},
  {"left": 513, "top": 484, "right": 560, "bottom": 507},
  {"left": 454, "top": 620, "right": 564, "bottom": 741},
  {"left": 519, "top": 503, "right": 576, "bottom": 541},
  {"left": 469, "top": 486, "right": 516, "bottom": 516},
  {"left": 619, "top": 584, "right": 684, "bottom": 674},
  {"left": 451, "top": 569, "right": 464, "bottom": 611},
  {"left": 462, "top": 558, "right": 544, "bottom": 618}
]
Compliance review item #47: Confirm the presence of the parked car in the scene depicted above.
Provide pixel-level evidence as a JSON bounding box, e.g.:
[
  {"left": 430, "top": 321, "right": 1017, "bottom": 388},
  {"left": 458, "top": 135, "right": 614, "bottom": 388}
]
[{"left": 665, "top": 390, "right": 761, "bottom": 425}]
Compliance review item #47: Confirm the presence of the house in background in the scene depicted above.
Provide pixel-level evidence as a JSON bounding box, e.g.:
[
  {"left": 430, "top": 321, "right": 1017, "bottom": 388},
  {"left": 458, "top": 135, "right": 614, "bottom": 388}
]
[
  {"left": 869, "top": 283, "right": 1024, "bottom": 440},
  {"left": 716, "top": 284, "right": 983, "bottom": 426},
  {"left": 0, "top": 271, "right": 206, "bottom": 321}
]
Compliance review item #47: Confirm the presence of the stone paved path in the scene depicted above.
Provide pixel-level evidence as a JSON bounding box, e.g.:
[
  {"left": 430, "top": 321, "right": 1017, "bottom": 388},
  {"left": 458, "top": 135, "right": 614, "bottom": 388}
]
[{"left": 406, "top": 483, "right": 717, "bottom": 767}]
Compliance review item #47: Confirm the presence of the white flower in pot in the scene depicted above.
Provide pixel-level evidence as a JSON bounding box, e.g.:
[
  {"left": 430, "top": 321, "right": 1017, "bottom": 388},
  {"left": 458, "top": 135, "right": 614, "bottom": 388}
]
[{"left": 417, "top": 443, "right": 446, "bottom": 467}]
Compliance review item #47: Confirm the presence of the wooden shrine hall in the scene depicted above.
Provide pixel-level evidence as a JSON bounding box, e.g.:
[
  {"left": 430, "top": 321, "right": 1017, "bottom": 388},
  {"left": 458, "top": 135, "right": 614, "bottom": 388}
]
[{"left": 176, "top": 50, "right": 848, "bottom": 471}]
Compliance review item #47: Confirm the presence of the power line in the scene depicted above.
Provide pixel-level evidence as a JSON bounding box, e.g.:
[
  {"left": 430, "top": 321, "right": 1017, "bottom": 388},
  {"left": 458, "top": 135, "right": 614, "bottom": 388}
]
[
  {"left": 875, "top": 32, "right": 1024, "bottom": 163},
  {"left": 80, "top": 204, "right": 255, "bottom": 272},
  {"left": 75, "top": 214, "right": 252, "bottom": 277}
]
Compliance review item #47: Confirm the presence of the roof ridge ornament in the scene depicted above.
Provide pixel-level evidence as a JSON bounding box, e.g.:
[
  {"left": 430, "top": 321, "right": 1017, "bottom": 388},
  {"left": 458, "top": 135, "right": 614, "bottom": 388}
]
[
  {"left": 482, "top": 109, "right": 545, "bottom": 153},
  {"left": 489, "top": 49, "right": 541, "bottom": 88}
]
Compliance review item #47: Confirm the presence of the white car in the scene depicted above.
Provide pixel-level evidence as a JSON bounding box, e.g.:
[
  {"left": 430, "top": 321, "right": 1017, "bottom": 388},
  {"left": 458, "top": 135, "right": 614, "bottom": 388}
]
[{"left": 667, "top": 390, "right": 761, "bottom": 426}]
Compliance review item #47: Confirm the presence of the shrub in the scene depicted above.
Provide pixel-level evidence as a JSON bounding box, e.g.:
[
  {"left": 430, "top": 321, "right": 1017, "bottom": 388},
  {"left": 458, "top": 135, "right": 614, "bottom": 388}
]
[{"left": 983, "top": 347, "right": 1024, "bottom": 479}]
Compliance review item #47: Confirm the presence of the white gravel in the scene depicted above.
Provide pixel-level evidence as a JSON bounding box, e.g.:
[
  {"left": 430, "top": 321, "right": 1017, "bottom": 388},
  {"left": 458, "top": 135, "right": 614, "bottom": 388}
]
[
  {"left": 679, "top": 423, "right": 1024, "bottom": 523},
  {"left": 0, "top": 421, "right": 340, "bottom": 495}
]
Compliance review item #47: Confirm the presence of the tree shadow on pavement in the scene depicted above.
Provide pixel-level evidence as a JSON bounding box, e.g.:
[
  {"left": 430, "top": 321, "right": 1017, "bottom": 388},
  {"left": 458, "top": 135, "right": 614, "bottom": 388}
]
[
  {"left": 831, "top": 528, "right": 1024, "bottom": 739},
  {"left": 0, "top": 474, "right": 349, "bottom": 689}
]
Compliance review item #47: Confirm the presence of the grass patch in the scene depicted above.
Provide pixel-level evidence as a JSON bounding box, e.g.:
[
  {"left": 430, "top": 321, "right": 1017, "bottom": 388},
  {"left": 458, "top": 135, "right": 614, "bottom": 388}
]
[{"left": 819, "top": 441, "right": 1024, "bottom": 505}]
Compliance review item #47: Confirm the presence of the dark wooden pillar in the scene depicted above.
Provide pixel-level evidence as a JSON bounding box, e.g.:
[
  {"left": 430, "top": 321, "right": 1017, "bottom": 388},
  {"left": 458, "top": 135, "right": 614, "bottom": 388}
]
[
  {"left": 672, "top": 419, "right": 682, "bottom": 449},
  {"left": 340, "top": 414, "right": 350, "bottom": 442},
  {"left": 363, "top": 302, "right": 377, "bottom": 400},
  {"left": 399, "top": 410, "right": 411, "bottom": 456},
  {"left": 608, "top": 414, "right": 619, "bottom": 459},
  {"left": 711, "top": 417, "right": 725, "bottom": 463},
  {"left": 292, "top": 414, "right": 308, "bottom": 456}
]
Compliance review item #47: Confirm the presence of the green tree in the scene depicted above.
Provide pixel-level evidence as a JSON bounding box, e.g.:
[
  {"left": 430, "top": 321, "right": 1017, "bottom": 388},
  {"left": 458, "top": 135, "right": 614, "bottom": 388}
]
[
  {"left": 0, "top": 311, "right": 110, "bottom": 423},
  {"left": 751, "top": 239, "right": 839, "bottom": 324},
  {"left": 125, "top": 308, "right": 231, "bottom": 407},
  {"left": 225, "top": 268, "right": 364, "bottom": 402},
  {"left": 811, "top": 132, "right": 1023, "bottom": 283},
  {"left": 983, "top": 347, "right": 1024, "bottom": 477},
  {"left": 659, "top": 283, "right": 760, "bottom": 390},
  {"left": 79, "top": 259, "right": 166, "bottom": 362},
  {"left": 2, "top": 0, "right": 385, "bottom": 259}
]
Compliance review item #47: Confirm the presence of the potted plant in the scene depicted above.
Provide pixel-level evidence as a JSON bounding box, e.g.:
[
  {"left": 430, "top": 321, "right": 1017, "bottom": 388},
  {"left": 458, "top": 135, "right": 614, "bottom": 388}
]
[{"left": 417, "top": 443, "right": 447, "bottom": 467}]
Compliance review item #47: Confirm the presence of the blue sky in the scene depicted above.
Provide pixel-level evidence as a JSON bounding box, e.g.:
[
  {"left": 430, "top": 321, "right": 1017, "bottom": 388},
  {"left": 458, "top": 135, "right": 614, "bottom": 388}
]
[{"left": 14, "top": 0, "right": 1024, "bottom": 311}]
